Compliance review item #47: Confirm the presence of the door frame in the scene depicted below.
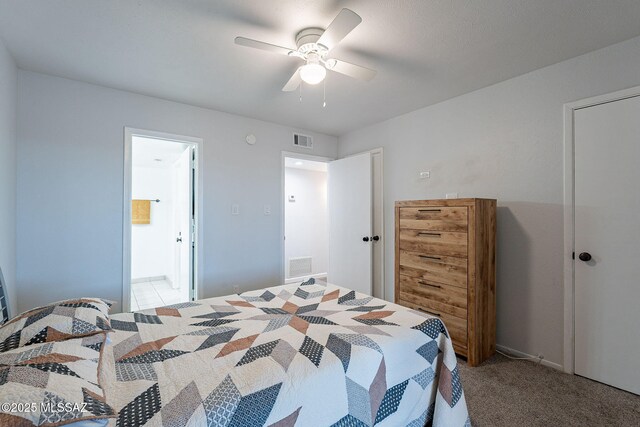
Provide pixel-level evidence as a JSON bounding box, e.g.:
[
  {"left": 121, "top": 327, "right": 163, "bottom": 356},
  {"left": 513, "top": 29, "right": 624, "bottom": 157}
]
[
  {"left": 123, "top": 127, "right": 204, "bottom": 312},
  {"left": 280, "top": 151, "right": 335, "bottom": 284},
  {"left": 562, "top": 85, "right": 640, "bottom": 374}
]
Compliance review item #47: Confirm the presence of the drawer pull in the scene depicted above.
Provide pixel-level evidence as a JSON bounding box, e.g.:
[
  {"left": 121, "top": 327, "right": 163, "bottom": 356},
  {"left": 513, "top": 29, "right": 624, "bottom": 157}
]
[
  {"left": 418, "top": 232, "right": 441, "bottom": 237},
  {"left": 419, "top": 255, "right": 442, "bottom": 260},
  {"left": 417, "top": 308, "right": 440, "bottom": 317},
  {"left": 417, "top": 209, "right": 442, "bottom": 212},
  {"left": 418, "top": 280, "right": 441, "bottom": 289}
]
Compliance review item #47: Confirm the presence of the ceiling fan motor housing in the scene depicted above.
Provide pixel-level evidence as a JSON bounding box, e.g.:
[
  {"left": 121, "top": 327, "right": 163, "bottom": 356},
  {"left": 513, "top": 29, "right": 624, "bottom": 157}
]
[{"left": 295, "top": 28, "right": 327, "bottom": 55}]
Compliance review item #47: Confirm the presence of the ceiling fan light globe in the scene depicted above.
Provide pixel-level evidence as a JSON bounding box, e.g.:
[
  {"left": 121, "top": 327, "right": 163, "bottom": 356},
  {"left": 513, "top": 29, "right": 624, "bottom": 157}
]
[{"left": 300, "top": 63, "right": 326, "bottom": 85}]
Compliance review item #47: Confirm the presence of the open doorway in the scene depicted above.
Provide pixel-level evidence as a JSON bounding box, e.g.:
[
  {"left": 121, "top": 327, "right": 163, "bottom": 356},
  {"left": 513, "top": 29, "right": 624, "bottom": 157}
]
[
  {"left": 124, "top": 129, "right": 201, "bottom": 312},
  {"left": 283, "top": 156, "right": 329, "bottom": 283},
  {"left": 282, "top": 149, "right": 384, "bottom": 298}
]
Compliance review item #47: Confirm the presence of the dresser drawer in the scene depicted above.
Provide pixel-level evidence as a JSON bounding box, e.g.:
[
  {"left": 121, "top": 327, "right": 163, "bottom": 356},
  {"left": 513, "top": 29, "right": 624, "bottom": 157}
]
[
  {"left": 399, "top": 250, "right": 467, "bottom": 289},
  {"left": 399, "top": 274, "right": 467, "bottom": 311},
  {"left": 398, "top": 229, "right": 468, "bottom": 258},
  {"left": 398, "top": 280, "right": 467, "bottom": 318},
  {"left": 397, "top": 298, "right": 468, "bottom": 352},
  {"left": 399, "top": 207, "right": 468, "bottom": 232}
]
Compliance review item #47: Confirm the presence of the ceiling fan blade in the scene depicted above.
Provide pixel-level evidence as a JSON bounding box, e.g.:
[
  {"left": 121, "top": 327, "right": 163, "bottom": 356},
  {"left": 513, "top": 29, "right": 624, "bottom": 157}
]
[
  {"left": 317, "top": 8, "right": 362, "bottom": 51},
  {"left": 234, "top": 37, "right": 295, "bottom": 56},
  {"left": 282, "top": 69, "right": 302, "bottom": 92},
  {"left": 328, "top": 59, "right": 376, "bottom": 81}
]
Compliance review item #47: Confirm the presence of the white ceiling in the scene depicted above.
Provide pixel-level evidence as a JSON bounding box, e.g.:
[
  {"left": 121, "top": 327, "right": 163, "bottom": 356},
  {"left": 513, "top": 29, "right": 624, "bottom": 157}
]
[
  {"left": 132, "top": 136, "right": 189, "bottom": 169},
  {"left": 1, "top": 1, "right": 640, "bottom": 136}
]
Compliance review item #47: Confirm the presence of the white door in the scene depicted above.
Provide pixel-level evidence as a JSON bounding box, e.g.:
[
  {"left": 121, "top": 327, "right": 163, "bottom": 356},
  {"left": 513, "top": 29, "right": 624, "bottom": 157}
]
[
  {"left": 173, "top": 147, "right": 193, "bottom": 299},
  {"left": 574, "top": 94, "right": 640, "bottom": 395},
  {"left": 328, "top": 152, "right": 372, "bottom": 295}
]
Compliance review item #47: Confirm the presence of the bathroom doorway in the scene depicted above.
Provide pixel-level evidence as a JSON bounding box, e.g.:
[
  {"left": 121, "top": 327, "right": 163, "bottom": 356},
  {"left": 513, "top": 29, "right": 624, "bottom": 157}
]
[{"left": 123, "top": 129, "right": 201, "bottom": 311}]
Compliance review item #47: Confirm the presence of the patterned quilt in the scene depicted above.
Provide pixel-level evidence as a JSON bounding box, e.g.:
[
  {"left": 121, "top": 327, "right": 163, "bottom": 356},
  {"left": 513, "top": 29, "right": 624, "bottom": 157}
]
[{"left": 101, "top": 280, "right": 469, "bottom": 427}]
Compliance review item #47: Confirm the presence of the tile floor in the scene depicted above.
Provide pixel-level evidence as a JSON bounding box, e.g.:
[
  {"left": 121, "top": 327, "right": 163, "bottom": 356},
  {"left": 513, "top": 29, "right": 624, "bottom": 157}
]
[{"left": 131, "top": 279, "right": 190, "bottom": 311}]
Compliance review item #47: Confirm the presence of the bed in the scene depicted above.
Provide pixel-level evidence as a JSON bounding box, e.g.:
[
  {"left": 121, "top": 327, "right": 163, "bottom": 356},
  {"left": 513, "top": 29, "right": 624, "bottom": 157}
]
[
  {"left": 0, "top": 277, "right": 469, "bottom": 426},
  {"left": 101, "top": 279, "right": 469, "bottom": 426}
]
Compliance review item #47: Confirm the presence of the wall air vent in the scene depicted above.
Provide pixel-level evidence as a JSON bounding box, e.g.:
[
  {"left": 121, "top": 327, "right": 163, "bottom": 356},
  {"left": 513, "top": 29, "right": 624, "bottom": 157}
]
[
  {"left": 289, "top": 256, "right": 312, "bottom": 278},
  {"left": 293, "top": 133, "right": 313, "bottom": 149}
]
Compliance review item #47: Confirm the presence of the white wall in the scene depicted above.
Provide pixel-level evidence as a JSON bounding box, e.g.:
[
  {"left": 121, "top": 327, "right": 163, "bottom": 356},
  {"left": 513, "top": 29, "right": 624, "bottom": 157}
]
[
  {"left": 284, "top": 167, "right": 328, "bottom": 279},
  {"left": 338, "top": 35, "right": 640, "bottom": 368},
  {"left": 16, "top": 71, "right": 338, "bottom": 313},
  {"left": 131, "top": 166, "right": 174, "bottom": 282},
  {"left": 0, "top": 37, "right": 17, "bottom": 316}
]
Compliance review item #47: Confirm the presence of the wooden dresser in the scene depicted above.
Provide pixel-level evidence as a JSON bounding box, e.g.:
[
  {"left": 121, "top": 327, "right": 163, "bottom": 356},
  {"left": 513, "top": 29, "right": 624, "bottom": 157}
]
[{"left": 395, "top": 198, "right": 496, "bottom": 366}]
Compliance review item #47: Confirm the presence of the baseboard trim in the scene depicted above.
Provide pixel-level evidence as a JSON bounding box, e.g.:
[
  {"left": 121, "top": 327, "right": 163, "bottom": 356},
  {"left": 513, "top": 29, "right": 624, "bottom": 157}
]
[
  {"left": 284, "top": 273, "right": 328, "bottom": 285},
  {"left": 131, "top": 275, "right": 167, "bottom": 284},
  {"left": 496, "top": 344, "right": 563, "bottom": 371}
]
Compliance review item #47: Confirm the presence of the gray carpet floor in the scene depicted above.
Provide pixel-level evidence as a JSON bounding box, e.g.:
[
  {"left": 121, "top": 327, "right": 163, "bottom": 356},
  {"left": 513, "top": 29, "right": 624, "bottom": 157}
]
[{"left": 457, "top": 354, "right": 640, "bottom": 426}]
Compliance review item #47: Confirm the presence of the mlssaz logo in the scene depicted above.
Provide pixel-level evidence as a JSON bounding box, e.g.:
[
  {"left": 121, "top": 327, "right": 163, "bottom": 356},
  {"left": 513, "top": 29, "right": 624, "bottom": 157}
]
[{"left": 41, "top": 402, "right": 88, "bottom": 413}]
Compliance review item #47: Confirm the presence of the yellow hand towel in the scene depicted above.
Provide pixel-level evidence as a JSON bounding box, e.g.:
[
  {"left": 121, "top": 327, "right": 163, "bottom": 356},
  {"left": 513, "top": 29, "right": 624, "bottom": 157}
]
[{"left": 132, "top": 200, "right": 151, "bottom": 224}]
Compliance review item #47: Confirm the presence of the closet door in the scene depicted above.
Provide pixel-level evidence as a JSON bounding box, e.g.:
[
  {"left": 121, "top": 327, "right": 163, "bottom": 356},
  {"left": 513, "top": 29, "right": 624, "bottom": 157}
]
[
  {"left": 327, "top": 152, "right": 372, "bottom": 295},
  {"left": 574, "top": 94, "right": 640, "bottom": 395}
]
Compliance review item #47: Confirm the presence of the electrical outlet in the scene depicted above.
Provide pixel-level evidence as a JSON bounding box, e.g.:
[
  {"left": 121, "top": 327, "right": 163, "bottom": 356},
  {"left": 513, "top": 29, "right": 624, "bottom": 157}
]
[
  {"left": 264, "top": 205, "right": 271, "bottom": 215},
  {"left": 446, "top": 193, "right": 458, "bottom": 199},
  {"left": 233, "top": 285, "right": 240, "bottom": 294},
  {"left": 419, "top": 171, "right": 430, "bottom": 179},
  {"left": 231, "top": 204, "right": 239, "bottom": 215}
]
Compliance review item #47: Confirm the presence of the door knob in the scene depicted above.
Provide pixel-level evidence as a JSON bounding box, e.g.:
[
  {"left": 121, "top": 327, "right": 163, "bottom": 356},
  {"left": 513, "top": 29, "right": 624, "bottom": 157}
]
[
  {"left": 578, "top": 252, "right": 592, "bottom": 262},
  {"left": 372, "top": 235, "right": 380, "bottom": 241},
  {"left": 362, "top": 236, "right": 370, "bottom": 242}
]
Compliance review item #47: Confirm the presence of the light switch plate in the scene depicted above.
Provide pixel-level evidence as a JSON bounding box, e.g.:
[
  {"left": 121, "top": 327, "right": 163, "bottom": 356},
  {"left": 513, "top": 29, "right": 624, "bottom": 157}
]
[
  {"left": 419, "top": 171, "right": 430, "bottom": 179},
  {"left": 231, "top": 204, "right": 240, "bottom": 215},
  {"left": 264, "top": 205, "right": 271, "bottom": 215}
]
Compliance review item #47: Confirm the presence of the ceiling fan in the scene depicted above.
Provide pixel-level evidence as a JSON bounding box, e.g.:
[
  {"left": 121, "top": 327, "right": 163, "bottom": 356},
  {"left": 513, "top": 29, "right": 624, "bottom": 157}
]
[{"left": 235, "top": 8, "right": 376, "bottom": 92}]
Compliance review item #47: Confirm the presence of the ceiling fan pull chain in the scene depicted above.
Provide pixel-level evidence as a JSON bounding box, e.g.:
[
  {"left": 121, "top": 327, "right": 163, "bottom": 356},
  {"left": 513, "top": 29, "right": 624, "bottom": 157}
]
[
  {"left": 323, "top": 77, "right": 327, "bottom": 108},
  {"left": 299, "top": 83, "right": 303, "bottom": 102}
]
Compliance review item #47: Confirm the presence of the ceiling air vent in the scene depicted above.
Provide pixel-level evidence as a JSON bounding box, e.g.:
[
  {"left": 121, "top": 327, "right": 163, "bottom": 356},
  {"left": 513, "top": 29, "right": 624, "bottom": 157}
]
[{"left": 293, "top": 133, "right": 313, "bottom": 149}]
